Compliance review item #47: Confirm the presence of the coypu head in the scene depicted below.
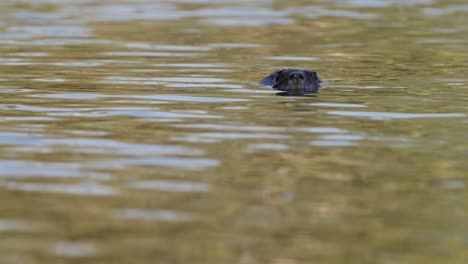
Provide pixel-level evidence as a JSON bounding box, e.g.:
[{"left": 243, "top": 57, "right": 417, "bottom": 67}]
[{"left": 259, "top": 69, "right": 322, "bottom": 96}]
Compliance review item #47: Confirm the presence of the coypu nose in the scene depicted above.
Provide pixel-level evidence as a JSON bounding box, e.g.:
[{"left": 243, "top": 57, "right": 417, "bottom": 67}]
[
  {"left": 289, "top": 73, "right": 305, "bottom": 80},
  {"left": 288, "top": 74, "right": 305, "bottom": 95}
]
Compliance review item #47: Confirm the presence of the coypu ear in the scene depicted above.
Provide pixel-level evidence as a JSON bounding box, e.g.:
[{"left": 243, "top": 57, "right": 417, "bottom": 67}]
[
  {"left": 275, "top": 70, "right": 289, "bottom": 82},
  {"left": 304, "top": 70, "right": 318, "bottom": 80},
  {"left": 273, "top": 70, "right": 290, "bottom": 91},
  {"left": 304, "top": 70, "right": 322, "bottom": 83},
  {"left": 274, "top": 70, "right": 286, "bottom": 82},
  {"left": 259, "top": 69, "right": 283, "bottom": 87},
  {"left": 303, "top": 70, "right": 321, "bottom": 93},
  {"left": 308, "top": 71, "right": 322, "bottom": 83}
]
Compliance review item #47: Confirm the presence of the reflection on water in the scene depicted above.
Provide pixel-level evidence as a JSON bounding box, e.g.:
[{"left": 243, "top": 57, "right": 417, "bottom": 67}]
[
  {"left": 0, "top": 220, "right": 30, "bottom": 232},
  {"left": 130, "top": 180, "right": 210, "bottom": 192},
  {"left": 247, "top": 143, "right": 289, "bottom": 151},
  {"left": 0, "top": 0, "right": 467, "bottom": 263},
  {"left": 310, "top": 102, "right": 366, "bottom": 108},
  {"left": 114, "top": 209, "right": 195, "bottom": 222},
  {"left": 52, "top": 241, "right": 96, "bottom": 258},
  {"left": 264, "top": 56, "right": 319, "bottom": 61},
  {"left": 4, "top": 182, "right": 116, "bottom": 196},
  {"left": 328, "top": 111, "right": 465, "bottom": 119},
  {"left": 102, "top": 51, "right": 201, "bottom": 57}
]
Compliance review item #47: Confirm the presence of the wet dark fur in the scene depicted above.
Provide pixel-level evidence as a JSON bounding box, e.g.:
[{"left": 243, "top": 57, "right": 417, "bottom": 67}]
[{"left": 259, "top": 69, "right": 322, "bottom": 96}]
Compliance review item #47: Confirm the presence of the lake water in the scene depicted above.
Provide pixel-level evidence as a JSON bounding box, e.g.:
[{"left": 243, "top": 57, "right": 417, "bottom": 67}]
[{"left": 0, "top": 0, "right": 467, "bottom": 263}]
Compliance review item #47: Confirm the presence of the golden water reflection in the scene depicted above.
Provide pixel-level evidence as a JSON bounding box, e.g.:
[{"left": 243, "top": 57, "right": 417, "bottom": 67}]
[{"left": 0, "top": 0, "right": 467, "bottom": 263}]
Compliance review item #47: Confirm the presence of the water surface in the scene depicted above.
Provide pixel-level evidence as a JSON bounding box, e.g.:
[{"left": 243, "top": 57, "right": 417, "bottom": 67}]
[{"left": 0, "top": 0, "right": 467, "bottom": 263}]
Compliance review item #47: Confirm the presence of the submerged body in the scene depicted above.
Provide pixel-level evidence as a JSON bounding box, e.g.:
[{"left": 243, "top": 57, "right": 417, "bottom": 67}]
[{"left": 259, "top": 69, "right": 322, "bottom": 96}]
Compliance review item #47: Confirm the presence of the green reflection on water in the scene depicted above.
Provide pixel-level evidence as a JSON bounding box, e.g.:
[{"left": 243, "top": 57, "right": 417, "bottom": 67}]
[{"left": 0, "top": 0, "right": 467, "bottom": 263}]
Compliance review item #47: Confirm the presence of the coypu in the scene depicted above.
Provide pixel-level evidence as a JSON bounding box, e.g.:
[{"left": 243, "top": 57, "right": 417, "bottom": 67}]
[{"left": 259, "top": 69, "right": 322, "bottom": 96}]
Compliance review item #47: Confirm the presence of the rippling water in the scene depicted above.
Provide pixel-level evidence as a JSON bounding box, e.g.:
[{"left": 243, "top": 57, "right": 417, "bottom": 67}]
[{"left": 0, "top": 0, "right": 467, "bottom": 263}]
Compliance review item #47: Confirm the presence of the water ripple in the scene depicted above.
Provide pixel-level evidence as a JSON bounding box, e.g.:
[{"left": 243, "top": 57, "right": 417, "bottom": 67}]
[
  {"left": 208, "top": 43, "right": 266, "bottom": 48},
  {"left": 7, "top": 25, "right": 90, "bottom": 38},
  {"left": 105, "top": 76, "right": 227, "bottom": 83},
  {"left": 328, "top": 111, "right": 465, "bottom": 120},
  {"left": 33, "top": 78, "right": 67, "bottom": 83},
  {"left": 175, "top": 132, "right": 291, "bottom": 141},
  {"left": 9, "top": 52, "right": 49, "bottom": 57},
  {"left": 320, "top": 134, "right": 365, "bottom": 141},
  {"left": 264, "top": 56, "right": 319, "bottom": 61},
  {"left": 71, "top": 4, "right": 180, "bottom": 22},
  {"left": 247, "top": 143, "right": 289, "bottom": 151},
  {"left": 205, "top": 17, "right": 293, "bottom": 26},
  {"left": 33, "top": 93, "right": 101, "bottom": 100},
  {"left": 0, "top": 160, "right": 111, "bottom": 180},
  {"left": 310, "top": 141, "right": 356, "bottom": 147},
  {"left": 0, "top": 38, "right": 116, "bottom": 46},
  {"left": 102, "top": 51, "right": 201, "bottom": 57},
  {"left": 0, "top": 132, "right": 203, "bottom": 156},
  {"left": 166, "top": 83, "right": 243, "bottom": 89},
  {"left": 106, "top": 110, "right": 220, "bottom": 119},
  {"left": 173, "top": 124, "right": 348, "bottom": 134},
  {"left": 0, "top": 220, "right": 30, "bottom": 232},
  {"left": 310, "top": 103, "right": 366, "bottom": 108},
  {"left": 3, "top": 182, "right": 116, "bottom": 196},
  {"left": 125, "top": 43, "right": 211, "bottom": 51},
  {"left": 52, "top": 241, "right": 96, "bottom": 258},
  {"left": 119, "top": 157, "right": 220, "bottom": 170},
  {"left": 114, "top": 209, "right": 194, "bottom": 222},
  {"left": 130, "top": 180, "right": 210, "bottom": 192},
  {"left": 128, "top": 94, "right": 248, "bottom": 103},
  {"left": 153, "top": 63, "right": 227, "bottom": 68}
]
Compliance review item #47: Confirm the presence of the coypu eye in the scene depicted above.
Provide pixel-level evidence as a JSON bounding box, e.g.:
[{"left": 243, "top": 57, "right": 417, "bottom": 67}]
[{"left": 299, "top": 74, "right": 305, "bottom": 80}]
